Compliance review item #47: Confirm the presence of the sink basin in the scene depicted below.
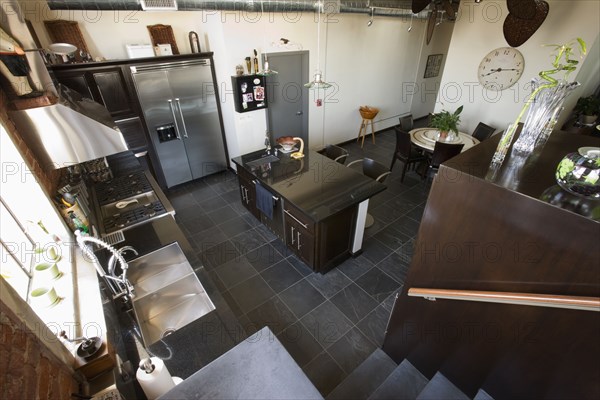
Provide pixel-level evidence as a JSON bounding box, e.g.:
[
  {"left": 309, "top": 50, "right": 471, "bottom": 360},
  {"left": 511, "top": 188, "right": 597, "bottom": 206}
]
[{"left": 127, "top": 242, "right": 215, "bottom": 346}]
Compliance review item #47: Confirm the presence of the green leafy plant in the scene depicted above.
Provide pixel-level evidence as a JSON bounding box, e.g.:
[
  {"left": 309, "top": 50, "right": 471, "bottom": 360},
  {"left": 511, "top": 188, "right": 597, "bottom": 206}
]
[
  {"left": 430, "top": 105, "right": 463, "bottom": 134},
  {"left": 574, "top": 95, "right": 600, "bottom": 116},
  {"left": 493, "top": 38, "right": 587, "bottom": 163}
]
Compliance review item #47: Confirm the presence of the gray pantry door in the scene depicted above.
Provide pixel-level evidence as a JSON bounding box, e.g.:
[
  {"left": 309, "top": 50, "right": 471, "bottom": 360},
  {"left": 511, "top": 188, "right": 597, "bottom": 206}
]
[{"left": 264, "top": 51, "right": 309, "bottom": 145}]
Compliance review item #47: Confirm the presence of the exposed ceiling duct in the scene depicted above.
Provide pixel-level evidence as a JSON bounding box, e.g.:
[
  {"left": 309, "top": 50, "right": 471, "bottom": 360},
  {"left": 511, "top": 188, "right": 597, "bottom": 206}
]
[{"left": 44, "top": 1, "right": 458, "bottom": 20}]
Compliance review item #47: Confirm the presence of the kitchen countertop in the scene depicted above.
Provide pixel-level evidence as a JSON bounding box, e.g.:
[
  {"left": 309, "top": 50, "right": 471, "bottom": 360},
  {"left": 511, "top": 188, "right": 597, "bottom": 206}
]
[
  {"left": 232, "top": 149, "right": 386, "bottom": 221},
  {"left": 160, "top": 326, "right": 323, "bottom": 400}
]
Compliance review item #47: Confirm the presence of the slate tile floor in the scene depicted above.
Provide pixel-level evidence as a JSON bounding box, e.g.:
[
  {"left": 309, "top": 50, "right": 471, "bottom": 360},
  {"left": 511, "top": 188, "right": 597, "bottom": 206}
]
[{"left": 165, "top": 126, "right": 431, "bottom": 396}]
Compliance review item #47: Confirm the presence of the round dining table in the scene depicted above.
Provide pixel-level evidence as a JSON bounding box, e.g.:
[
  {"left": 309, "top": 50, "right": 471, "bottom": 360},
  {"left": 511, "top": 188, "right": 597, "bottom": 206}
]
[{"left": 410, "top": 128, "right": 480, "bottom": 152}]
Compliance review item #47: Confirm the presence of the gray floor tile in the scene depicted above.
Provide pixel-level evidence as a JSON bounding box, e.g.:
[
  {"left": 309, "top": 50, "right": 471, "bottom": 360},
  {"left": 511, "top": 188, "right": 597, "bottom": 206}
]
[
  {"left": 214, "top": 256, "right": 258, "bottom": 289},
  {"left": 377, "top": 252, "right": 411, "bottom": 285},
  {"left": 355, "top": 267, "right": 402, "bottom": 303},
  {"left": 330, "top": 283, "right": 379, "bottom": 324},
  {"left": 244, "top": 295, "right": 297, "bottom": 335},
  {"left": 227, "top": 275, "right": 276, "bottom": 314},
  {"left": 277, "top": 322, "right": 324, "bottom": 368},
  {"left": 327, "top": 327, "right": 378, "bottom": 374},
  {"left": 305, "top": 268, "right": 352, "bottom": 299},
  {"left": 244, "top": 244, "right": 284, "bottom": 272},
  {"left": 260, "top": 259, "right": 304, "bottom": 293},
  {"left": 199, "top": 240, "right": 241, "bottom": 270},
  {"left": 356, "top": 304, "right": 392, "bottom": 347},
  {"left": 279, "top": 279, "right": 327, "bottom": 319},
  {"left": 336, "top": 255, "right": 374, "bottom": 281},
  {"left": 303, "top": 351, "right": 348, "bottom": 397},
  {"left": 300, "top": 301, "right": 353, "bottom": 349}
]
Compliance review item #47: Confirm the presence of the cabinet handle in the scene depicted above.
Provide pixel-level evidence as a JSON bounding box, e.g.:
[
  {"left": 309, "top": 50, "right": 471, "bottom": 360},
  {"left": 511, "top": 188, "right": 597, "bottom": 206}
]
[
  {"left": 175, "top": 98, "right": 189, "bottom": 138},
  {"left": 284, "top": 210, "right": 309, "bottom": 229},
  {"left": 297, "top": 231, "right": 302, "bottom": 250},
  {"left": 243, "top": 187, "right": 249, "bottom": 203},
  {"left": 167, "top": 99, "right": 182, "bottom": 140},
  {"left": 290, "top": 226, "right": 295, "bottom": 245},
  {"left": 240, "top": 185, "right": 246, "bottom": 202}
]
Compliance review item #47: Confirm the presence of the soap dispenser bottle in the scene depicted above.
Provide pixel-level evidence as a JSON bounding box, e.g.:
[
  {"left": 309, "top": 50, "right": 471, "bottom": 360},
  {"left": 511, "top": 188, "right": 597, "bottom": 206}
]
[{"left": 264, "top": 132, "right": 271, "bottom": 154}]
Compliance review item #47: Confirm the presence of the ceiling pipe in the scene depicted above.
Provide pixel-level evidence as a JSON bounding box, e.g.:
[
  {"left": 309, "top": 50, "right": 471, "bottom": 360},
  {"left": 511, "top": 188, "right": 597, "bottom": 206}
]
[{"left": 45, "top": 0, "right": 435, "bottom": 19}]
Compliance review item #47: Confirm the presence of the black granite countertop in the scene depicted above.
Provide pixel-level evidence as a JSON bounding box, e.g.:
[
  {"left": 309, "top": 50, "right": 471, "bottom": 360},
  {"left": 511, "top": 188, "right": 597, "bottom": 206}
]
[{"left": 232, "top": 149, "right": 387, "bottom": 221}]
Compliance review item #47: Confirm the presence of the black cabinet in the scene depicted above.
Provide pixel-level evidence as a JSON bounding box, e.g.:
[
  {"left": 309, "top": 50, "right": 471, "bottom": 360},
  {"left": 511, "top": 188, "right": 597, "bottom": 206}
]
[
  {"left": 51, "top": 66, "right": 138, "bottom": 120},
  {"left": 283, "top": 203, "right": 315, "bottom": 267},
  {"left": 231, "top": 74, "right": 268, "bottom": 113},
  {"left": 238, "top": 168, "right": 259, "bottom": 219}
]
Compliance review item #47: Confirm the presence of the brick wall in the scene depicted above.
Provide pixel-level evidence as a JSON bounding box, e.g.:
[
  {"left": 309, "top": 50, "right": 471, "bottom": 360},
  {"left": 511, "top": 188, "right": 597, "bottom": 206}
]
[{"left": 0, "top": 302, "right": 81, "bottom": 399}]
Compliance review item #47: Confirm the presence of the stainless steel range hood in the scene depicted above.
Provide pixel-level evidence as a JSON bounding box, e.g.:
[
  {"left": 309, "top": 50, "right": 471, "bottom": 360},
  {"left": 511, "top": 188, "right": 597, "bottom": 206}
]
[{"left": 9, "top": 85, "right": 128, "bottom": 170}]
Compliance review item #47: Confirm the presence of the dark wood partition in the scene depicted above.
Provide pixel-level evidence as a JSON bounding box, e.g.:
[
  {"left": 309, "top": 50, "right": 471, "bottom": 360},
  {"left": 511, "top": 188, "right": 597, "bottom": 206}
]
[{"left": 382, "top": 131, "right": 600, "bottom": 399}]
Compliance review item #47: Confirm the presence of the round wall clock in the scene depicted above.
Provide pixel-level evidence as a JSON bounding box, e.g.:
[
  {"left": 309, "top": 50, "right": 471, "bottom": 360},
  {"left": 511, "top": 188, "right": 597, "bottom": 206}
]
[{"left": 478, "top": 47, "right": 525, "bottom": 91}]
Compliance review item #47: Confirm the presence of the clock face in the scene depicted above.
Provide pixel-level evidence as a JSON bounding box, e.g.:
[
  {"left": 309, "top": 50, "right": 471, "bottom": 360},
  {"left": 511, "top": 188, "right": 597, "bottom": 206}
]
[{"left": 478, "top": 47, "right": 525, "bottom": 91}]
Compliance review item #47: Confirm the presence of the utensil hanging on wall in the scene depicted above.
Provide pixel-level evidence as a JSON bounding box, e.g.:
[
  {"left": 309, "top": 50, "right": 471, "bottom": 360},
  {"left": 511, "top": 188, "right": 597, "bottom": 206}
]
[{"left": 189, "top": 31, "right": 200, "bottom": 53}]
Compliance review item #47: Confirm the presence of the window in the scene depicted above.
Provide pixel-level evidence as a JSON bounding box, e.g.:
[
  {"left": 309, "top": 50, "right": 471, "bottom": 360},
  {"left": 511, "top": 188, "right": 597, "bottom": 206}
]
[{"left": 0, "top": 122, "right": 74, "bottom": 326}]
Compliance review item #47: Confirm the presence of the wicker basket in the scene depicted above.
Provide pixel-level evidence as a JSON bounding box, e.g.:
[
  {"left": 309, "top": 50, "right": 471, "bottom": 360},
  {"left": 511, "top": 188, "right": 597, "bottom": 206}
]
[{"left": 359, "top": 106, "right": 379, "bottom": 120}]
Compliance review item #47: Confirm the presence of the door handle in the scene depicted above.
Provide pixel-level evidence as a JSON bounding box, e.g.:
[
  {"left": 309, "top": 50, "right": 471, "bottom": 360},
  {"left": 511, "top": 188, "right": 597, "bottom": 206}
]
[
  {"left": 296, "top": 111, "right": 303, "bottom": 115},
  {"left": 297, "top": 231, "right": 302, "bottom": 250},
  {"left": 175, "top": 98, "right": 189, "bottom": 138},
  {"left": 167, "top": 99, "right": 182, "bottom": 140}
]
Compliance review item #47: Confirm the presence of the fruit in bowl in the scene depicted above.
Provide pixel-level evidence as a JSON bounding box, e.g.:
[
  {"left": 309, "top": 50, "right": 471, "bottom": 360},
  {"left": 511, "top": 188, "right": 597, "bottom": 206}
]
[{"left": 276, "top": 136, "right": 297, "bottom": 151}]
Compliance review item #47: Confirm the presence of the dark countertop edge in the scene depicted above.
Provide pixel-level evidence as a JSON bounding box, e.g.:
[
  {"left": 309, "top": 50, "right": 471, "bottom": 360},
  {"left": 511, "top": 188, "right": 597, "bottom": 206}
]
[
  {"left": 47, "top": 52, "right": 215, "bottom": 70},
  {"left": 443, "top": 131, "right": 600, "bottom": 223}
]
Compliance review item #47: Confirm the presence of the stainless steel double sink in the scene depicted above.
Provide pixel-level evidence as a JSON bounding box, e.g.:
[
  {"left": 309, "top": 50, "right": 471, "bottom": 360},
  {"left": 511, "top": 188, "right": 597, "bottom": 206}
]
[{"left": 127, "top": 242, "right": 215, "bottom": 346}]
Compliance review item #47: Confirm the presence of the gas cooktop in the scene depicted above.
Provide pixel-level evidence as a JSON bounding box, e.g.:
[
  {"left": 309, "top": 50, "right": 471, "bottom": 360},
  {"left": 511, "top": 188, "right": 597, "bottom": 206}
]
[
  {"left": 93, "top": 170, "right": 172, "bottom": 236},
  {"left": 94, "top": 170, "right": 153, "bottom": 206}
]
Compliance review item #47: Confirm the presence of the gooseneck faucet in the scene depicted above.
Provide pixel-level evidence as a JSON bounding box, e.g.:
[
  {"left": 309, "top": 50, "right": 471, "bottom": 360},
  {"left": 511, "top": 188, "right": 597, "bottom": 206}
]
[{"left": 75, "top": 230, "right": 135, "bottom": 302}]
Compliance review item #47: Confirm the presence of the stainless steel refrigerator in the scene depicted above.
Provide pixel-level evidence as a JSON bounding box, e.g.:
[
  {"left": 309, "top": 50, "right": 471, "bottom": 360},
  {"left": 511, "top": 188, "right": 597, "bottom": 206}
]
[{"left": 130, "top": 58, "right": 227, "bottom": 188}]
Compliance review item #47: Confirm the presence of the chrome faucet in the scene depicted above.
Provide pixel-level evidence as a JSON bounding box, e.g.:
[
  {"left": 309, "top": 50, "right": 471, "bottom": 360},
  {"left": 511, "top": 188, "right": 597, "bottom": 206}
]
[{"left": 75, "top": 230, "right": 136, "bottom": 302}]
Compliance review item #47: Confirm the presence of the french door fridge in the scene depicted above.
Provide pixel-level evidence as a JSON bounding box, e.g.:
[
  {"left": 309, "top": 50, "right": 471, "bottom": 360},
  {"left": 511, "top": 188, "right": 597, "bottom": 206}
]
[{"left": 131, "top": 58, "right": 227, "bottom": 188}]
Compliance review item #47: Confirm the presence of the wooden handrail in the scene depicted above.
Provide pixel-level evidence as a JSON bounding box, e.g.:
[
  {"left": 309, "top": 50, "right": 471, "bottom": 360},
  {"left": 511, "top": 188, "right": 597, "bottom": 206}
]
[{"left": 408, "top": 288, "right": 600, "bottom": 312}]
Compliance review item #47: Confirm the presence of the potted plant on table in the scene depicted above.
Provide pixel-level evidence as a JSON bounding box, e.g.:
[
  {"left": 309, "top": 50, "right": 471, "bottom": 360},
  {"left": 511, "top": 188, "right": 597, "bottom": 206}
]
[
  {"left": 574, "top": 95, "right": 600, "bottom": 125},
  {"left": 430, "top": 105, "right": 463, "bottom": 141}
]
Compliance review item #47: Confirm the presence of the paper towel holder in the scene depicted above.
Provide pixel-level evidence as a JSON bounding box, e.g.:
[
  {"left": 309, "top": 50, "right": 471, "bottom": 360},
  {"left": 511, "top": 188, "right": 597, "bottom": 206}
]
[{"left": 139, "top": 358, "right": 156, "bottom": 374}]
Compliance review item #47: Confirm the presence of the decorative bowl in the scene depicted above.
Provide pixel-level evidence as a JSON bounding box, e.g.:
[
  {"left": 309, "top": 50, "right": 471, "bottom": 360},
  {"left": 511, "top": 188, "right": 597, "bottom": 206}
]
[
  {"left": 276, "top": 136, "right": 296, "bottom": 151},
  {"left": 555, "top": 147, "right": 600, "bottom": 198}
]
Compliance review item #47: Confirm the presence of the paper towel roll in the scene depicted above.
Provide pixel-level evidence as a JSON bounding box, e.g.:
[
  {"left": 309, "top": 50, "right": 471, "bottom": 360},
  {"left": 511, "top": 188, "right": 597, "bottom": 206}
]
[{"left": 136, "top": 357, "right": 175, "bottom": 399}]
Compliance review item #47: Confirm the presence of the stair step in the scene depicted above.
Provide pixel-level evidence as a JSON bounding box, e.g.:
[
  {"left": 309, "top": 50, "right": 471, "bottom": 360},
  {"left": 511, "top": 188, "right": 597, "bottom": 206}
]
[
  {"left": 368, "top": 359, "right": 429, "bottom": 400},
  {"left": 474, "top": 388, "right": 494, "bottom": 400},
  {"left": 327, "top": 348, "right": 397, "bottom": 400},
  {"left": 416, "top": 372, "right": 470, "bottom": 400}
]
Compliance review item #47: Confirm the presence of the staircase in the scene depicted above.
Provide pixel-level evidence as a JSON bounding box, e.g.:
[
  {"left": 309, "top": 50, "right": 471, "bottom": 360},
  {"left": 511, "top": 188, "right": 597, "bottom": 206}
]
[{"left": 326, "top": 349, "right": 493, "bottom": 400}]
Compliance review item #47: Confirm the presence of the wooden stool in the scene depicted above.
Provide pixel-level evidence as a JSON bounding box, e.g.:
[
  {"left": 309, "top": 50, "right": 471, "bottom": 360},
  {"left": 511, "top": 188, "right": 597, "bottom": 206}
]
[
  {"left": 357, "top": 106, "right": 379, "bottom": 147},
  {"left": 357, "top": 118, "right": 376, "bottom": 147}
]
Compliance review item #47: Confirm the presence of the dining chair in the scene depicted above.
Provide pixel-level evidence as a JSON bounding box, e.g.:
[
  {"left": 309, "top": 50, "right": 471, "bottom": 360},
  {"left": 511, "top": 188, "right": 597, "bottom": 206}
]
[
  {"left": 472, "top": 122, "right": 496, "bottom": 141},
  {"left": 347, "top": 158, "right": 391, "bottom": 228},
  {"left": 390, "top": 126, "right": 426, "bottom": 182},
  {"left": 318, "top": 144, "right": 349, "bottom": 164},
  {"left": 399, "top": 114, "right": 414, "bottom": 132},
  {"left": 421, "top": 141, "right": 464, "bottom": 180}
]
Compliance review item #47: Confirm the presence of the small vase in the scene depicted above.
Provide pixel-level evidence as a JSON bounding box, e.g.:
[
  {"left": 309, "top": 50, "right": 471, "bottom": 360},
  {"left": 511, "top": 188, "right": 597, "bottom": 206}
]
[
  {"left": 512, "top": 79, "right": 580, "bottom": 155},
  {"left": 437, "top": 130, "right": 448, "bottom": 141}
]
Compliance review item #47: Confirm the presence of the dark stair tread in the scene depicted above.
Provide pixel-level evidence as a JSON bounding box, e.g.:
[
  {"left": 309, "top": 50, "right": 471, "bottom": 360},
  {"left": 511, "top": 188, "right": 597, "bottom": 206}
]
[
  {"left": 474, "top": 389, "right": 494, "bottom": 400},
  {"left": 327, "top": 348, "right": 397, "bottom": 400},
  {"left": 368, "top": 359, "right": 429, "bottom": 400},
  {"left": 416, "top": 372, "right": 470, "bottom": 400}
]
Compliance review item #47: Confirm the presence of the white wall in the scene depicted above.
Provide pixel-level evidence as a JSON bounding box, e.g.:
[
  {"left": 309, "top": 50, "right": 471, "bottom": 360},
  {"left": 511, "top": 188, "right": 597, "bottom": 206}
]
[
  {"left": 437, "top": 0, "right": 600, "bottom": 135},
  {"left": 20, "top": 2, "right": 455, "bottom": 166}
]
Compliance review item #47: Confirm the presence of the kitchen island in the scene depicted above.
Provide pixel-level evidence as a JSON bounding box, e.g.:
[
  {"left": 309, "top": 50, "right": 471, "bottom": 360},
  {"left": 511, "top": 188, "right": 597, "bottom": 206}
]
[{"left": 232, "top": 149, "right": 387, "bottom": 273}]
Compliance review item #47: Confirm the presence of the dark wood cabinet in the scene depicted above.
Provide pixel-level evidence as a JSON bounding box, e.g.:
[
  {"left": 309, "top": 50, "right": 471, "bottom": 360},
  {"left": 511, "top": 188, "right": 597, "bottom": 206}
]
[
  {"left": 237, "top": 168, "right": 259, "bottom": 219},
  {"left": 283, "top": 203, "right": 315, "bottom": 266},
  {"left": 51, "top": 66, "right": 137, "bottom": 121}
]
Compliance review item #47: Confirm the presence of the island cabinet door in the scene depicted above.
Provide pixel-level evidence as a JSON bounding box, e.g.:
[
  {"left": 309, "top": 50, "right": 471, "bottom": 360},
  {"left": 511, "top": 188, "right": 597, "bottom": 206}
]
[
  {"left": 283, "top": 205, "right": 315, "bottom": 268},
  {"left": 237, "top": 169, "right": 259, "bottom": 219}
]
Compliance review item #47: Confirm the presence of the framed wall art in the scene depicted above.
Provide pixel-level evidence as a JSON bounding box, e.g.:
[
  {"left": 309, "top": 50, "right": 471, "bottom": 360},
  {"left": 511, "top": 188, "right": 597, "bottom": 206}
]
[{"left": 424, "top": 54, "right": 444, "bottom": 78}]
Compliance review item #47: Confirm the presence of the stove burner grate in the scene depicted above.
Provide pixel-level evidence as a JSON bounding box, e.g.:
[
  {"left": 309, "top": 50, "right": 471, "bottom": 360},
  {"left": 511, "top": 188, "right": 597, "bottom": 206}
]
[
  {"left": 95, "top": 171, "right": 153, "bottom": 205},
  {"left": 102, "top": 201, "right": 166, "bottom": 233}
]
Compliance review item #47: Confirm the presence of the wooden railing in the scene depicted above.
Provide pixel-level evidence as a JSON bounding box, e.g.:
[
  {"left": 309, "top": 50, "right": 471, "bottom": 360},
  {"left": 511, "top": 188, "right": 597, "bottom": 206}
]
[{"left": 408, "top": 288, "right": 600, "bottom": 312}]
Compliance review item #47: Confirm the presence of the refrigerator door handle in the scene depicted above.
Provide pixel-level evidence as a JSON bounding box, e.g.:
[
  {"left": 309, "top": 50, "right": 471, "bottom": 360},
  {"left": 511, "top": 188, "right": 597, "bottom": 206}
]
[
  {"left": 175, "top": 98, "right": 189, "bottom": 138},
  {"left": 168, "top": 99, "right": 183, "bottom": 140}
]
